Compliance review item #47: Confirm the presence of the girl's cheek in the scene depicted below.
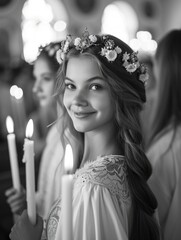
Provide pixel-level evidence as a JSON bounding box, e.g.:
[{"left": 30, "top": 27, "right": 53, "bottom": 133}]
[{"left": 63, "top": 94, "right": 71, "bottom": 108}]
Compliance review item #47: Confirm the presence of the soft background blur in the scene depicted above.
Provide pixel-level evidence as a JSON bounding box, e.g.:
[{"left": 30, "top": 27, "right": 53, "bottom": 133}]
[{"left": 0, "top": 0, "right": 181, "bottom": 239}]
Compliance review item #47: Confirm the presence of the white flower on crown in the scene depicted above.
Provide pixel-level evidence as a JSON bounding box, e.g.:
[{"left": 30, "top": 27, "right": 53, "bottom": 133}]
[
  {"left": 56, "top": 49, "right": 64, "bottom": 64},
  {"left": 139, "top": 73, "right": 149, "bottom": 83},
  {"left": 115, "top": 46, "right": 122, "bottom": 54},
  {"left": 101, "top": 47, "right": 107, "bottom": 56},
  {"left": 89, "top": 35, "right": 97, "bottom": 43},
  {"left": 122, "top": 52, "right": 140, "bottom": 73},
  {"left": 63, "top": 42, "right": 69, "bottom": 52},
  {"left": 74, "top": 38, "right": 81, "bottom": 47},
  {"left": 105, "top": 50, "right": 118, "bottom": 62},
  {"left": 101, "top": 47, "right": 118, "bottom": 62},
  {"left": 122, "top": 52, "right": 130, "bottom": 62},
  {"left": 124, "top": 63, "right": 138, "bottom": 73}
]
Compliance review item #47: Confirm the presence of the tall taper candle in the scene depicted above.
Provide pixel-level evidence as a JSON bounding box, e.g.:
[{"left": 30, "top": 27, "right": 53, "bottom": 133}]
[
  {"left": 6, "top": 116, "right": 21, "bottom": 191},
  {"left": 55, "top": 144, "right": 73, "bottom": 240},
  {"left": 23, "top": 119, "right": 36, "bottom": 225}
]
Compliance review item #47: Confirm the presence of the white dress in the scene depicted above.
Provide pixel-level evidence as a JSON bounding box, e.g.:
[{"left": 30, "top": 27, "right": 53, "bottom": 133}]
[
  {"left": 43, "top": 155, "right": 133, "bottom": 240},
  {"left": 36, "top": 124, "right": 64, "bottom": 220},
  {"left": 147, "top": 124, "right": 181, "bottom": 240}
]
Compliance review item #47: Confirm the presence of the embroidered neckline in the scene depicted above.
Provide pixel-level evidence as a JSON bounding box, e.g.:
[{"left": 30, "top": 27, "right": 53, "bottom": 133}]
[{"left": 80, "top": 154, "right": 125, "bottom": 169}]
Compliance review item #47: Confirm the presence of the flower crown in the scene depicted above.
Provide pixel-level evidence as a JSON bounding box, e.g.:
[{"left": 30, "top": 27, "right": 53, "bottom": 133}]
[
  {"left": 39, "top": 42, "right": 61, "bottom": 59},
  {"left": 56, "top": 30, "right": 149, "bottom": 84}
]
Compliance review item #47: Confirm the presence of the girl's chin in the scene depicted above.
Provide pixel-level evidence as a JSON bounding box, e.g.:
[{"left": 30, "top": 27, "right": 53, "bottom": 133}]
[{"left": 39, "top": 99, "right": 50, "bottom": 107}]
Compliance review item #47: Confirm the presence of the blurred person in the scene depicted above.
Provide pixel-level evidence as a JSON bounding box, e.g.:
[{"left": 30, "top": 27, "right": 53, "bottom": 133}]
[
  {"left": 5, "top": 42, "right": 65, "bottom": 220},
  {"left": 139, "top": 55, "right": 156, "bottom": 148},
  {"left": 9, "top": 31, "right": 160, "bottom": 240},
  {"left": 146, "top": 29, "right": 181, "bottom": 240}
]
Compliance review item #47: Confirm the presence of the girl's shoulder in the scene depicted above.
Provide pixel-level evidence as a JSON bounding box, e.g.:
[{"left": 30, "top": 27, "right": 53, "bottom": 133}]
[
  {"left": 75, "top": 154, "right": 126, "bottom": 177},
  {"left": 74, "top": 155, "right": 130, "bottom": 199}
]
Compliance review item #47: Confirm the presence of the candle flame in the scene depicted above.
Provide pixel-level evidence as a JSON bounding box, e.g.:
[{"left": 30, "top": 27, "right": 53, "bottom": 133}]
[
  {"left": 26, "top": 119, "right": 34, "bottom": 138},
  {"left": 64, "top": 144, "right": 73, "bottom": 172},
  {"left": 6, "top": 116, "right": 14, "bottom": 133}
]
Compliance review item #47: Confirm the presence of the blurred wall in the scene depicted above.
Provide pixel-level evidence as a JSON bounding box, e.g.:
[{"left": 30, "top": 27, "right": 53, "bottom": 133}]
[
  {"left": 0, "top": 0, "right": 26, "bottom": 66},
  {"left": 0, "top": 0, "right": 181, "bottom": 64},
  {"left": 60, "top": 0, "right": 162, "bottom": 39}
]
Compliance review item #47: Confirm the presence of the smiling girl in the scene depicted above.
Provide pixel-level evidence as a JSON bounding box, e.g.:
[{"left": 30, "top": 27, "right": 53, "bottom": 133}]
[{"left": 10, "top": 31, "right": 160, "bottom": 240}]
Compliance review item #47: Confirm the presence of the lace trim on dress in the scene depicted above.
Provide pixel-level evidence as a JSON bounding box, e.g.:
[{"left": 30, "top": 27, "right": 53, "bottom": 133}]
[
  {"left": 74, "top": 155, "right": 130, "bottom": 202},
  {"left": 45, "top": 198, "right": 61, "bottom": 240}
]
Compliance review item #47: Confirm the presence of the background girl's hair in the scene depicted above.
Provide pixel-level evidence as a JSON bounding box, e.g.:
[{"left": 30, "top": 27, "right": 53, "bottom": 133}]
[
  {"left": 147, "top": 29, "right": 181, "bottom": 149},
  {"left": 55, "top": 34, "right": 160, "bottom": 240},
  {"left": 37, "top": 42, "right": 61, "bottom": 72}
]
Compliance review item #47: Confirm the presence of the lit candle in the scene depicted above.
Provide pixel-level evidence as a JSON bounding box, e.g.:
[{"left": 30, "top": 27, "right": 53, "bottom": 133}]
[
  {"left": 6, "top": 116, "right": 21, "bottom": 191},
  {"left": 55, "top": 144, "right": 73, "bottom": 240},
  {"left": 23, "top": 119, "right": 36, "bottom": 225}
]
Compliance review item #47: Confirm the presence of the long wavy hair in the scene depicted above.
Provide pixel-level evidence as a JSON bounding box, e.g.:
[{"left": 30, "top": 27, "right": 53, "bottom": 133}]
[
  {"left": 55, "top": 34, "right": 160, "bottom": 240},
  {"left": 147, "top": 29, "right": 181, "bottom": 149}
]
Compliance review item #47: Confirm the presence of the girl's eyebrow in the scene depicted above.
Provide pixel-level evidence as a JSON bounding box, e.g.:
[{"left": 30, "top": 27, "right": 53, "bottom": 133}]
[
  {"left": 33, "top": 72, "right": 53, "bottom": 77},
  {"left": 65, "top": 76, "right": 104, "bottom": 82}
]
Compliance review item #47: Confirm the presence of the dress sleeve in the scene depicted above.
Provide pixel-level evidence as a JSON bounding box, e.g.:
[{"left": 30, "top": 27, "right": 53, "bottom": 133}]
[
  {"left": 71, "top": 156, "right": 131, "bottom": 240},
  {"left": 72, "top": 181, "right": 129, "bottom": 240}
]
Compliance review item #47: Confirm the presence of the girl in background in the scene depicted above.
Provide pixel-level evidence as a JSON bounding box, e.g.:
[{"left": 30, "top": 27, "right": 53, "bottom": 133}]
[
  {"left": 146, "top": 29, "right": 181, "bottom": 240},
  {"left": 6, "top": 42, "right": 65, "bottom": 220}
]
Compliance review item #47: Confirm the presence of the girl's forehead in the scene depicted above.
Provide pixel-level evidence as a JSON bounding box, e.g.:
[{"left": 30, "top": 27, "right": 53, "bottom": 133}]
[{"left": 66, "top": 56, "right": 102, "bottom": 79}]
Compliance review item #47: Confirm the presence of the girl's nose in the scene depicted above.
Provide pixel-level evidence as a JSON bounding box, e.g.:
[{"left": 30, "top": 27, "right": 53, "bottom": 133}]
[
  {"left": 32, "top": 79, "right": 42, "bottom": 94},
  {"left": 72, "top": 90, "right": 88, "bottom": 107}
]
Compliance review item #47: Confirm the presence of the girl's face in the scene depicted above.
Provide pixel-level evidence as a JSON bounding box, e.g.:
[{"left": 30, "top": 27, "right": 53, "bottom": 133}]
[
  {"left": 63, "top": 55, "right": 115, "bottom": 133},
  {"left": 33, "top": 57, "right": 55, "bottom": 107}
]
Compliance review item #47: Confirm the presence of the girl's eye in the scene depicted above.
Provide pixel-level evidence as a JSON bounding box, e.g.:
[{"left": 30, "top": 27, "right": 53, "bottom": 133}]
[
  {"left": 42, "top": 75, "right": 54, "bottom": 82},
  {"left": 90, "top": 84, "right": 102, "bottom": 91},
  {"left": 65, "top": 83, "right": 75, "bottom": 90},
  {"left": 43, "top": 77, "right": 52, "bottom": 81}
]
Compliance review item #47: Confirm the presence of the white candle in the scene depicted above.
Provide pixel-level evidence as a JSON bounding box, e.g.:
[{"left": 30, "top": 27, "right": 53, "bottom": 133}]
[
  {"left": 55, "top": 144, "right": 73, "bottom": 240},
  {"left": 6, "top": 116, "right": 21, "bottom": 191},
  {"left": 23, "top": 119, "right": 36, "bottom": 225}
]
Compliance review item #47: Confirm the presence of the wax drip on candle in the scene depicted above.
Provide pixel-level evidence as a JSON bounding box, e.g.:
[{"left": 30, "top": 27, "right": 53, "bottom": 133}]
[{"left": 22, "top": 119, "right": 34, "bottom": 163}]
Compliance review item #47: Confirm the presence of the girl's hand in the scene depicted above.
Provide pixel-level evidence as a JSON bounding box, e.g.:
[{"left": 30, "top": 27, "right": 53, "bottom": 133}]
[
  {"left": 9, "top": 210, "right": 43, "bottom": 240},
  {"left": 5, "top": 187, "right": 27, "bottom": 215}
]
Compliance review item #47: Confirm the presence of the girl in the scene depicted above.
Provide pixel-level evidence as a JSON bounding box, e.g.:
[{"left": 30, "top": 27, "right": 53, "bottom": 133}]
[
  {"left": 6, "top": 42, "right": 65, "bottom": 220},
  {"left": 10, "top": 31, "right": 160, "bottom": 240},
  {"left": 146, "top": 29, "right": 181, "bottom": 240}
]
